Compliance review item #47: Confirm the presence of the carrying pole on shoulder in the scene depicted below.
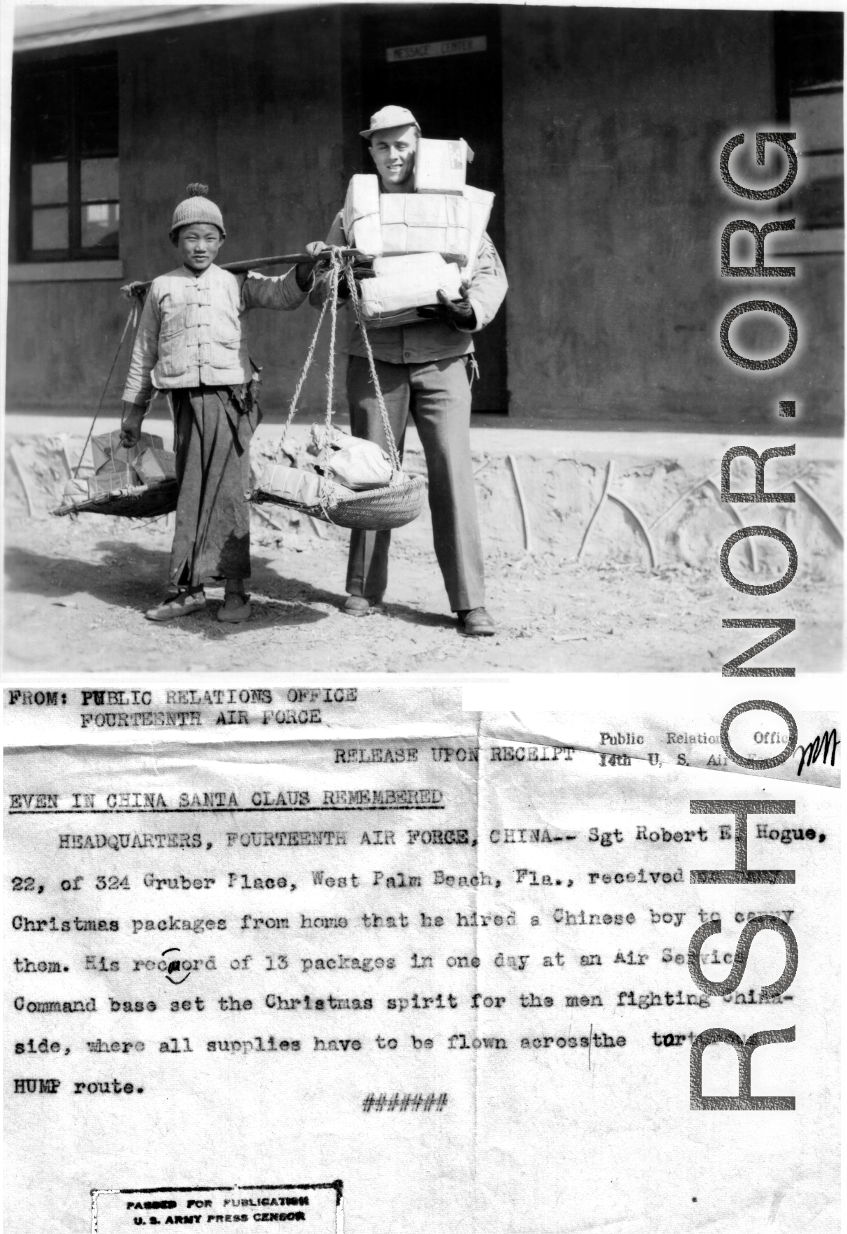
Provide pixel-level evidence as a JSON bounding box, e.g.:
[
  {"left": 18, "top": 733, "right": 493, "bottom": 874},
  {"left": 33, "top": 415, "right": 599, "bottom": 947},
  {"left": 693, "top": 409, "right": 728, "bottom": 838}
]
[{"left": 122, "top": 249, "right": 366, "bottom": 298}]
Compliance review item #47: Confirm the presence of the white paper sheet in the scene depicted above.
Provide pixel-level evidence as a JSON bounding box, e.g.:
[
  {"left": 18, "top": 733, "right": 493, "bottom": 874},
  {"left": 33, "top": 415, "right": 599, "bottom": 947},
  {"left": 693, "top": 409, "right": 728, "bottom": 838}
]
[{"left": 3, "top": 685, "right": 839, "bottom": 1234}]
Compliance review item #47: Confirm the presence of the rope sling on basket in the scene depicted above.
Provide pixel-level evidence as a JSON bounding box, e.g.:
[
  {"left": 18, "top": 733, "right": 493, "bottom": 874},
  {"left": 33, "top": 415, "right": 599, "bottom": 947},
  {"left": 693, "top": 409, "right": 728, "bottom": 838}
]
[
  {"left": 250, "top": 250, "right": 427, "bottom": 531},
  {"left": 49, "top": 248, "right": 329, "bottom": 520},
  {"left": 51, "top": 297, "right": 180, "bottom": 519}
]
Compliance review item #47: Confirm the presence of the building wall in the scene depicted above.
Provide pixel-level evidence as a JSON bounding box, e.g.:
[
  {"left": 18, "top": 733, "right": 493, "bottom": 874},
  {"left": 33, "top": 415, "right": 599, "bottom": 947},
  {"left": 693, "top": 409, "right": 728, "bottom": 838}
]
[
  {"left": 6, "top": 9, "right": 346, "bottom": 415},
  {"left": 501, "top": 6, "right": 843, "bottom": 432},
  {"left": 6, "top": 6, "right": 844, "bottom": 433}
]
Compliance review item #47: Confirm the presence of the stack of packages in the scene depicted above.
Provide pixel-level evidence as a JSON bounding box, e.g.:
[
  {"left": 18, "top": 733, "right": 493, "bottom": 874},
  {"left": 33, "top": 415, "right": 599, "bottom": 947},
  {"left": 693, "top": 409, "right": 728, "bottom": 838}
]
[
  {"left": 342, "top": 138, "right": 495, "bottom": 326},
  {"left": 85, "top": 430, "right": 176, "bottom": 498},
  {"left": 257, "top": 428, "right": 398, "bottom": 507}
]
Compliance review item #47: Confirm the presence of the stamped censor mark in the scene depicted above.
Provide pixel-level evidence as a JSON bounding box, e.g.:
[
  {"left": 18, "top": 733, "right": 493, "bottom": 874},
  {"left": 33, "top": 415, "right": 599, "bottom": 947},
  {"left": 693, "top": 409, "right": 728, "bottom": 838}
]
[{"left": 92, "top": 1183, "right": 343, "bottom": 1233}]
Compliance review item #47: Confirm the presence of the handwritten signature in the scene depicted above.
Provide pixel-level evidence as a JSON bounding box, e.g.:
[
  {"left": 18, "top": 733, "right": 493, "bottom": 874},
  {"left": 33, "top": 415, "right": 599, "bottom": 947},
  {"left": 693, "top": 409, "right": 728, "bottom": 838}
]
[{"left": 796, "top": 728, "right": 840, "bottom": 776}]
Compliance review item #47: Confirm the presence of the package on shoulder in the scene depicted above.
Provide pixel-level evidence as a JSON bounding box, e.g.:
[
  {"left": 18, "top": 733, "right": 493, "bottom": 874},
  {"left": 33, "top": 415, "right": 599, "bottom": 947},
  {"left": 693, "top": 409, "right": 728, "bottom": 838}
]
[{"left": 415, "top": 137, "right": 475, "bottom": 194}]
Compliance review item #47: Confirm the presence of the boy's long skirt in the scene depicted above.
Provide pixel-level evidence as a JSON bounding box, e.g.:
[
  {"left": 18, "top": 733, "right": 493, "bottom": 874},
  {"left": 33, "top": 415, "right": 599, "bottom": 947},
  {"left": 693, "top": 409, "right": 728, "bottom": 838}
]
[{"left": 169, "top": 386, "right": 256, "bottom": 588}]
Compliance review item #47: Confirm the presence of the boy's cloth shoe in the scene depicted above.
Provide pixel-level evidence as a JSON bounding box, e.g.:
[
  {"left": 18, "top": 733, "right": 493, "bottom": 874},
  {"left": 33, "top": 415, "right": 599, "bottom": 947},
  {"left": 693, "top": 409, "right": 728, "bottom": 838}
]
[
  {"left": 217, "top": 593, "right": 252, "bottom": 623},
  {"left": 145, "top": 590, "right": 205, "bottom": 621},
  {"left": 343, "top": 595, "right": 385, "bottom": 616},
  {"left": 457, "top": 607, "right": 496, "bottom": 636}
]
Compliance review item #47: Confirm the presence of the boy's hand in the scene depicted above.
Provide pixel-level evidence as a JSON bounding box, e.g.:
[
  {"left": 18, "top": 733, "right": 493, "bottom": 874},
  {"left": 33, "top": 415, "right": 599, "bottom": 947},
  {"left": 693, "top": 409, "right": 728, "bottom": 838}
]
[
  {"left": 120, "top": 401, "right": 145, "bottom": 448},
  {"left": 296, "top": 242, "right": 330, "bottom": 290},
  {"left": 120, "top": 281, "right": 147, "bottom": 301}
]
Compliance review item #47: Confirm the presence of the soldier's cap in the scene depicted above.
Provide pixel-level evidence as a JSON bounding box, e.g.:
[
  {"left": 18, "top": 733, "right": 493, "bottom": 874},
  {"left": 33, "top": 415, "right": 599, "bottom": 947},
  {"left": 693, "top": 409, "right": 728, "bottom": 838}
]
[{"left": 360, "top": 105, "right": 420, "bottom": 139}]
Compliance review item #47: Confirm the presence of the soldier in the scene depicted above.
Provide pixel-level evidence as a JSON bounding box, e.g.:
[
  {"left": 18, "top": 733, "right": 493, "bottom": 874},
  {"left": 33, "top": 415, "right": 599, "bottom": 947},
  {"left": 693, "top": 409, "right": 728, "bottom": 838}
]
[{"left": 312, "top": 106, "right": 508, "bottom": 636}]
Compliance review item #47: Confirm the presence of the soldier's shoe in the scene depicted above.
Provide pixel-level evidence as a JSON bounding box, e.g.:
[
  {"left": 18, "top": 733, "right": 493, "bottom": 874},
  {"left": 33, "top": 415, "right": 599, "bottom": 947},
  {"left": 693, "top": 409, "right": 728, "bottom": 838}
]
[
  {"left": 343, "top": 595, "right": 386, "bottom": 616},
  {"left": 145, "top": 589, "right": 206, "bottom": 621},
  {"left": 457, "top": 607, "right": 496, "bottom": 636},
  {"left": 217, "top": 592, "right": 252, "bottom": 623}
]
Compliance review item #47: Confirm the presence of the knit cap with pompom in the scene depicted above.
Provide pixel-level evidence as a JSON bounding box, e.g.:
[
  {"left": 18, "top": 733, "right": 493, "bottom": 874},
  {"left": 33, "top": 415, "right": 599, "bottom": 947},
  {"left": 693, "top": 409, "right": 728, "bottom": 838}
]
[{"left": 169, "top": 183, "right": 226, "bottom": 239}]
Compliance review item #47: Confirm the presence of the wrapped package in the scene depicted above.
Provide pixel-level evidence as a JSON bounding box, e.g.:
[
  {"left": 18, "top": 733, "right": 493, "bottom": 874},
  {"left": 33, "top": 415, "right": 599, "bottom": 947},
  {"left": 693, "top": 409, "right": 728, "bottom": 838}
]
[
  {"left": 461, "top": 185, "right": 495, "bottom": 277},
  {"left": 87, "top": 468, "right": 139, "bottom": 497},
  {"left": 369, "top": 252, "right": 451, "bottom": 278},
  {"left": 134, "top": 446, "right": 177, "bottom": 485},
  {"left": 343, "top": 176, "right": 473, "bottom": 263},
  {"left": 91, "top": 429, "right": 164, "bottom": 473},
  {"left": 414, "top": 138, "right": 474, "bottom": 193},
  {"left": 359, "top": 253, "right": 463, "bottom": 325},
  {"left": 258, "top": 464, "right": 325, "bottom": 507},
  {"left": 61, "top": 478, "right": 90, "bottom": 504},
  {"left": 379, "top": 193, "right": 471, "bottom": 264},
  {"left": 341, "top": 175, "right": 495, "bottom": 270},
  {"left": 343, "top": 175, "right": 383, "bottom": 257}
]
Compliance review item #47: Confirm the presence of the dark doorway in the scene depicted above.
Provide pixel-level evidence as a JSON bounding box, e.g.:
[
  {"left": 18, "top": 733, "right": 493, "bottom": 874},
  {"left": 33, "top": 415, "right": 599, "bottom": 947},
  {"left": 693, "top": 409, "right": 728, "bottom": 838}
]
[{"left": 350, "top": 5, "right": 508, "bottom": 413}]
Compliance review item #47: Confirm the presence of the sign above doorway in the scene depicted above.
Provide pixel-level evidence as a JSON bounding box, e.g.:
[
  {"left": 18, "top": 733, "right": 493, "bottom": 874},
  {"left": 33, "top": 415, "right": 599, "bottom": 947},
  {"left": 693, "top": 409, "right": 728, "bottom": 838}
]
[{"left": 386, "top": 36, "right": 487, "bottom": 64}]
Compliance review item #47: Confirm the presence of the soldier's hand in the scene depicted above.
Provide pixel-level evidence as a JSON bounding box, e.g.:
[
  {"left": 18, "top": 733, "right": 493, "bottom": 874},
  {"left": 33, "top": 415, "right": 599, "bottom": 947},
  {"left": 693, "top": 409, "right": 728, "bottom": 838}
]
[
  {"left": 120, "top": 281, "right": 147, "bottom": 301},
  {"left": 416, "top": 283, "right": 476, "bottom": 328},
  {"left": 337, "top": 268, "right": 373, "bottom": 301},
  {"left": 335, "top": 275, "right": 358, "bottom": 302}
]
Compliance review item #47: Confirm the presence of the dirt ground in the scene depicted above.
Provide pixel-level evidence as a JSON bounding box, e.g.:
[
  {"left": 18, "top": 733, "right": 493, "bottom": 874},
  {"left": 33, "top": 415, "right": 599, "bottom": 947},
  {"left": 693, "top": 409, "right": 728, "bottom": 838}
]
[{"left": 4, "top": 502, "right": 841, "bottom": 674}]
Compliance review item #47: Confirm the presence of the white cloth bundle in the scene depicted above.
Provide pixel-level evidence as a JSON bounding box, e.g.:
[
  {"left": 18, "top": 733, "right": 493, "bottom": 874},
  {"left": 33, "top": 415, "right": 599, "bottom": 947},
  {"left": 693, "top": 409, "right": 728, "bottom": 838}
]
[
  {"left": 326, "top": 440, "right": 394, "bottom": 490},
  {"left": 308, "top": 425, "right": 394, "bottom": 491}
]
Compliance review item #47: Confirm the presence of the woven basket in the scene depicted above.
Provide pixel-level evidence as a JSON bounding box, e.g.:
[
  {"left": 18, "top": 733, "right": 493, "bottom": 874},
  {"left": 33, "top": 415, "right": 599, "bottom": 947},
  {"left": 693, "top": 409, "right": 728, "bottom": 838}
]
[
  {"left": 52, "top": 479, "right": 179, "bottom": 519},
  {"left": 252, "top": 472, "right": 427, "bottom": 530},
  {"left": 251, "top": 252, "right": 432, "bottom": 532}
]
